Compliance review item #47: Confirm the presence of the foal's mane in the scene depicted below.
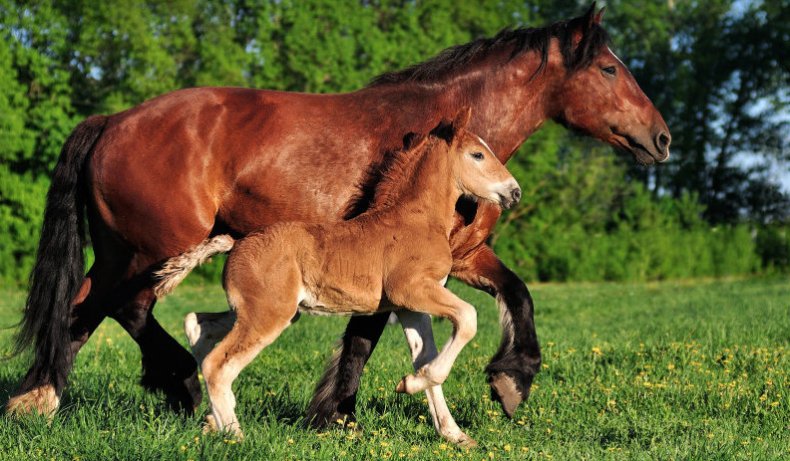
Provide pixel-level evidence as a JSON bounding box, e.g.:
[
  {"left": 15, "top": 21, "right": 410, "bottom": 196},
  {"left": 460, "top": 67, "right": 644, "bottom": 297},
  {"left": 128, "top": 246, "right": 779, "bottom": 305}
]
[
  {"left": 343, "top": 133, "right": 446, "bottom": 219},
  {"left": 369, "top": 8, "right": 609, "bottom": 86}
]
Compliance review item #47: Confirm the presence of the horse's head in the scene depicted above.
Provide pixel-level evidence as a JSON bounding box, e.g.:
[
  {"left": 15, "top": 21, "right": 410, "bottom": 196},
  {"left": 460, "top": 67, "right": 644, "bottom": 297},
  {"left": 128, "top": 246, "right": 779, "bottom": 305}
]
[
  {"left": 553, "top": 4, "right": 671, "bottom": 164},
  {"left": 434, "top": 107, "right": 521, "bottom": 209}
]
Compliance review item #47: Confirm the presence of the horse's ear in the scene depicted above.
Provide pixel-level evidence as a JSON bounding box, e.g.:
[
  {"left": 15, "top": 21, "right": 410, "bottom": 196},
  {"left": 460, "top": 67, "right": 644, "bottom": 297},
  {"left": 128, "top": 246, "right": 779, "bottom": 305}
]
[
  {"left": 594, "top": 7, "right": 605, "bottom": 24},
  {"left": 584, "top": 2, "right": 597, "bottom": 29},
  {"left": 572, "top": 3, "right": 599, "bottom": 45}
]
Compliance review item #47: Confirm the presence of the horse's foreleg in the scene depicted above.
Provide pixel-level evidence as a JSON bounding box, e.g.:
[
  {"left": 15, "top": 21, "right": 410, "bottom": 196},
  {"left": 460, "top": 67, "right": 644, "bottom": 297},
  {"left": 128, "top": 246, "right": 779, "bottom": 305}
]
[
  {"left": 305, "top": 312, "right": 390, "bottom": 429},
  {"left": 395, "top": 310, "right": 475, "bottom": 447},
  {"left": 7, "top": 269, "right": 110, "bottom": 417},
  {"left": 110, "top": 278, "right": 201, "bottom": 413},
  {"left": 393, "top": 283, "right": 477, "bottom": 396},
  {"left": 451, "top": 244, "right": 541, "bottom": 418}
]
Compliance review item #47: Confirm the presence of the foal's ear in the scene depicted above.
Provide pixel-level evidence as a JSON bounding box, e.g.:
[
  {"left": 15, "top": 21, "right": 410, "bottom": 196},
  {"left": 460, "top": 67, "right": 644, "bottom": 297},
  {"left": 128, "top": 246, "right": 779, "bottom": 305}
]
[
  {"left": 452, "top": 106, "right": 473, "bottom": 133},
  {"left": 430, "top": 107, "right": 473, "bottom": 144},
  {"left": 429, "top": 120, "right": 456, "bottom": 144}
]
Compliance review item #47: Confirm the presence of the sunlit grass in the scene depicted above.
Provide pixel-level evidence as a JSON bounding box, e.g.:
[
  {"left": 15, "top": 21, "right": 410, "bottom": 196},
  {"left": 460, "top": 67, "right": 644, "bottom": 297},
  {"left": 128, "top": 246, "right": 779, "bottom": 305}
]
[{"left": 1, "top": 277, "right": 787, "bottom": 460}]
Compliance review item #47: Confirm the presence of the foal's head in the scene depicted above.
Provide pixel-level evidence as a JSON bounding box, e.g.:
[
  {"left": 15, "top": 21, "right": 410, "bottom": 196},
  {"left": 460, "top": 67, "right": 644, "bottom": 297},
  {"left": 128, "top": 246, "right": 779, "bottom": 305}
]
[{"left": 435, "top": 108, "right": 521, "bottom": 210}]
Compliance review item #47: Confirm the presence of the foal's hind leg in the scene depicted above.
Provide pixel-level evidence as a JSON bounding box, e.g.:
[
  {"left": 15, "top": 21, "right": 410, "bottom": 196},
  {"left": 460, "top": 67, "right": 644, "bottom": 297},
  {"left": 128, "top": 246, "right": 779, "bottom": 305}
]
[
  {"left": 395, "top": 310, "right": 476, "bottom": 447},
  {"left": 201, "top": 311, "right": 293, "bottom": 436},
  {"left": 391, "top": 282, "right": 477, "bottom": 395}
]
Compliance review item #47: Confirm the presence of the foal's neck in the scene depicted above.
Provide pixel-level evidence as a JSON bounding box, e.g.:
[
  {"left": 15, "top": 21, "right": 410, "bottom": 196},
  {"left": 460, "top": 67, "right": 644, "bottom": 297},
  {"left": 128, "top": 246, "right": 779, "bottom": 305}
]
[{"left": 384, "top": 142, "right": 459, "bottom": 235}]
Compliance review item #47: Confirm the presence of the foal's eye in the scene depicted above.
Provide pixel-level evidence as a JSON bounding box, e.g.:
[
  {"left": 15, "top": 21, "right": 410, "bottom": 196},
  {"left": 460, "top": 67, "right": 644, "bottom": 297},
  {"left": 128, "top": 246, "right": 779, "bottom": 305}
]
[
  {"left": 470, "top": 152, "right": 484, "bottom": 161},
  {"left": 602, "top": 66, "right": 616, "bottom": 76}
]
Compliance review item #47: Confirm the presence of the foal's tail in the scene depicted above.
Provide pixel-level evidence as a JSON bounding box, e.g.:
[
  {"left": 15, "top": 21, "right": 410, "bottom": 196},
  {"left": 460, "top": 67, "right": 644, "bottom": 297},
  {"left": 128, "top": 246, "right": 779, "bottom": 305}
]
[
  {"left": 153, "top": 235, "right": 235, "bottom": 298},
  {"left": 13, "top": 115, "right": 107, "bottom": 393}
]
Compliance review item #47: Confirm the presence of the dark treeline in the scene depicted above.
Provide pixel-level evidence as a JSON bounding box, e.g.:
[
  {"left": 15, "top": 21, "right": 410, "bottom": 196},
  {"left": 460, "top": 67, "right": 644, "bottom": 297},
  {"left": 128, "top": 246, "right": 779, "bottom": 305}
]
[{"left": 1, "top": 0, "right": 788, "bottom": 283}]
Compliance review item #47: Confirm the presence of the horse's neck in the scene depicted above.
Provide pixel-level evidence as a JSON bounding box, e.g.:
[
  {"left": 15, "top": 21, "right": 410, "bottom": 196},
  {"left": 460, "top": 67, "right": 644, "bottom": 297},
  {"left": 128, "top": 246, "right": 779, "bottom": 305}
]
[
  {"left": 374, "top": 47, "right": 559, "bottom": 163},
  {"left": 452, "top": 60, "right": 559, "bottom": 161}
]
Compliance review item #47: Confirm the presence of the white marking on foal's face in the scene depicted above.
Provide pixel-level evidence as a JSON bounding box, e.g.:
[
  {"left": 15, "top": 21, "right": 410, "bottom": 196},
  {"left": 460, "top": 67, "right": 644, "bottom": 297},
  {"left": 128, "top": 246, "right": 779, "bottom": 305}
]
[{"left": 475, "top": 134, "right": 494, "bottom": 156}]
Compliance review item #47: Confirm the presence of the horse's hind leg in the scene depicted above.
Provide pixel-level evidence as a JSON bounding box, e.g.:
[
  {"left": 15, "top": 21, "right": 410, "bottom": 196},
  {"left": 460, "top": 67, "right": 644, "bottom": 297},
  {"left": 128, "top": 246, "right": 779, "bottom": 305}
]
[
  {"left": 395, "top": 310, "right": 475, "bottom": 447},
  {"left": 109, "top": 273, "right": 201, "bottom": 412},
  {"left": 7, "top": 263, "right": 120, "bottom": 417}
]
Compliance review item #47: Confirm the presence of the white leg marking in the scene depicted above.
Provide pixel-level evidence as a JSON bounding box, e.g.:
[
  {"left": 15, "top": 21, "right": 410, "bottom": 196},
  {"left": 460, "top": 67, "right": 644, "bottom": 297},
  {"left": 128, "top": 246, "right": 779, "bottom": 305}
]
[{"left": 396, "top": 310, "right": 476, "bottom": 446}]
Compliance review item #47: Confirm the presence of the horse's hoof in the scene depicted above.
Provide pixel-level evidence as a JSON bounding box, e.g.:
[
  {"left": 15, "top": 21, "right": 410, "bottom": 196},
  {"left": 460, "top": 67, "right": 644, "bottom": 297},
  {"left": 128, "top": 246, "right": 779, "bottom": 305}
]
[
  {"left": 489, "top": 372, "right": 522, "bottom": 418},
  {"left": 5, "top": 385, "right": 59, "bottom": 419}
]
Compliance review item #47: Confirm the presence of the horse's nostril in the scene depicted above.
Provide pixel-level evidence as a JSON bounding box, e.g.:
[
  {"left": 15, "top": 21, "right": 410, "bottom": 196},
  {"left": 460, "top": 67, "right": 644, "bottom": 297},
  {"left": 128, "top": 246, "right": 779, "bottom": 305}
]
[
  {"left": 511, "top": 188, "right": 521, "bottom": 203},
  {"left": 656, "top": 132, "right": 671, "bottom": 151}
]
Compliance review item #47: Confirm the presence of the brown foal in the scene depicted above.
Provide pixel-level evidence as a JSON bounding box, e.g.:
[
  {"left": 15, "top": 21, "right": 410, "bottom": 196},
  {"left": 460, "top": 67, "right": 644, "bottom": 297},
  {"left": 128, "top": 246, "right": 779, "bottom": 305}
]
[{"left": 154, "top": 111, "right": 519, "bottom": 442}]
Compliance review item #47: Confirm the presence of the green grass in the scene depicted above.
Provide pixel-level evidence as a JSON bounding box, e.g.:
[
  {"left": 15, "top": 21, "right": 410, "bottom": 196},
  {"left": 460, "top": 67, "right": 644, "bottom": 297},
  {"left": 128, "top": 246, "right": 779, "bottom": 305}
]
[{"left": 1, "top": 277, "right": 788, "bottom": 460}]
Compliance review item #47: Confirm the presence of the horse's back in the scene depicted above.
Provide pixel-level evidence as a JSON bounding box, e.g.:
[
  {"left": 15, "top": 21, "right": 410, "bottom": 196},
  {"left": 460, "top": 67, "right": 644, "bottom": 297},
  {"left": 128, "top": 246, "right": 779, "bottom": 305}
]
[{"left": 86, "top": 87, "right": 372, "bottom": 261}]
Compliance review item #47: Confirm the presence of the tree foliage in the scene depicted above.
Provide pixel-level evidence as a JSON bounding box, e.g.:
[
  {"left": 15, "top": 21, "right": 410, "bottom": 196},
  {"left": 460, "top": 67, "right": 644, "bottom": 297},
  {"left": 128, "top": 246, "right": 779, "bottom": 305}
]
[{"left": 0, "top": 0, "right": 787, "bottom": 284}]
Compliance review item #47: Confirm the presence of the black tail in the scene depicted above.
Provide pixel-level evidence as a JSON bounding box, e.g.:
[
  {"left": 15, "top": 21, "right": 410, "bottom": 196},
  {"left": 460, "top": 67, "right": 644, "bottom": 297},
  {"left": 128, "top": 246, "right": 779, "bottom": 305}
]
[{"left": 12, "top": 115, "right": 108, "bottom": 394}]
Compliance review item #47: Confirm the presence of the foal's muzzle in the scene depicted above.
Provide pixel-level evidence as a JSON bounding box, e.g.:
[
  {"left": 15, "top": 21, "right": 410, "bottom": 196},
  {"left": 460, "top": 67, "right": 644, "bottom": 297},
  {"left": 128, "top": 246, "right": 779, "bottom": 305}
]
[{"left": 499, "top": 186, "right": 522, "bottom": 210}]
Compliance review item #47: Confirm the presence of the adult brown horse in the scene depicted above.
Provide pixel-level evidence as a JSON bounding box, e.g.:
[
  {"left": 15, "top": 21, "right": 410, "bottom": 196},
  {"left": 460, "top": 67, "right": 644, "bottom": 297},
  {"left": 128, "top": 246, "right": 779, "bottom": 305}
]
[{"left": 9, "top": 4, "right": 670, "bottom": 425}]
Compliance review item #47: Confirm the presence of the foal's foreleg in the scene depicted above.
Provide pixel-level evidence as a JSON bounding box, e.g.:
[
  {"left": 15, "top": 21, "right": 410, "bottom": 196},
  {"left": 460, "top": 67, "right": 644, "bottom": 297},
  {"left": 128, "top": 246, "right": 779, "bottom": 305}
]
[
  {"left": 392, "top": 283, "right": 477, "bottom": 395},
  {"left": 395, "top": 310, "right": 475, "bottom": 447}
]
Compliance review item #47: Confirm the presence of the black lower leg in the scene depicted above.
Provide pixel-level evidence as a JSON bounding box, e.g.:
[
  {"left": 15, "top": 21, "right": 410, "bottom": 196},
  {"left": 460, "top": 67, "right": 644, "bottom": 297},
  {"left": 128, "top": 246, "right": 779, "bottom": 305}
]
[
  {"left": 305, "top": 312, "right": 390, "bottom": 428},
  {"left": 112, "top": 287, "right": 201, "bottom": 413},
  {"left": 9, "top": 278, "right": 107, "bottom": 413},
  {"left": 485, "top": 268, "right": 541, "bottom": 417}
]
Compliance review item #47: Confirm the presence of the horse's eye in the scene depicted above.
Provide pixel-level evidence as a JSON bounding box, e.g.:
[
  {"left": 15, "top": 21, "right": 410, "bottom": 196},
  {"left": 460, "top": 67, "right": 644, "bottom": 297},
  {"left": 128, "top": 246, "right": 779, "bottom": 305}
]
[
  {"left": 470, "top": 152, "right": 484, "bottom": 161},
  {"left": 602, "top": 66, "right": 616, "bottom": 76}
]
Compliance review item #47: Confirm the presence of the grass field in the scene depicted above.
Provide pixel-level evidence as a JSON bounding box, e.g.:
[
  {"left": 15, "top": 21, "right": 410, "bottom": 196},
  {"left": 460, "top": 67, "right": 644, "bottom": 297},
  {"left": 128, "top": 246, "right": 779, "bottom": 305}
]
[{"left": 0, "top": 277, "right": 787, "bottom": 460}]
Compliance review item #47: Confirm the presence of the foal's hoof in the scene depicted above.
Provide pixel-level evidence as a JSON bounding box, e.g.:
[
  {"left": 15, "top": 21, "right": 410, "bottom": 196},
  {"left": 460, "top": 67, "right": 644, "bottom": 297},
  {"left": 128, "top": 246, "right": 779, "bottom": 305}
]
[
  {"left": 202, "top": 414, "right": 219, "bottom": 434},
  {"left": 397, "top": 372, "right": 434, "bottom": 395},
  {"left": 395, "top": 375, "right": 421, "bottom": 395},
  {"left": 456, "top": 433, "right": 478, "bottom": 448},
  {"left": 395, "top": 377, "right": 408, "bottom": 394}
]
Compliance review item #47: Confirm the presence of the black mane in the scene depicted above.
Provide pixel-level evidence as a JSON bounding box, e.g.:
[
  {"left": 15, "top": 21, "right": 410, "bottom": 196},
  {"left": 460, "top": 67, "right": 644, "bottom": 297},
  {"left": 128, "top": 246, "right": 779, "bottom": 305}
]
[{"left": 369, "top": 11, "right": 610, "bottom": 86}]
